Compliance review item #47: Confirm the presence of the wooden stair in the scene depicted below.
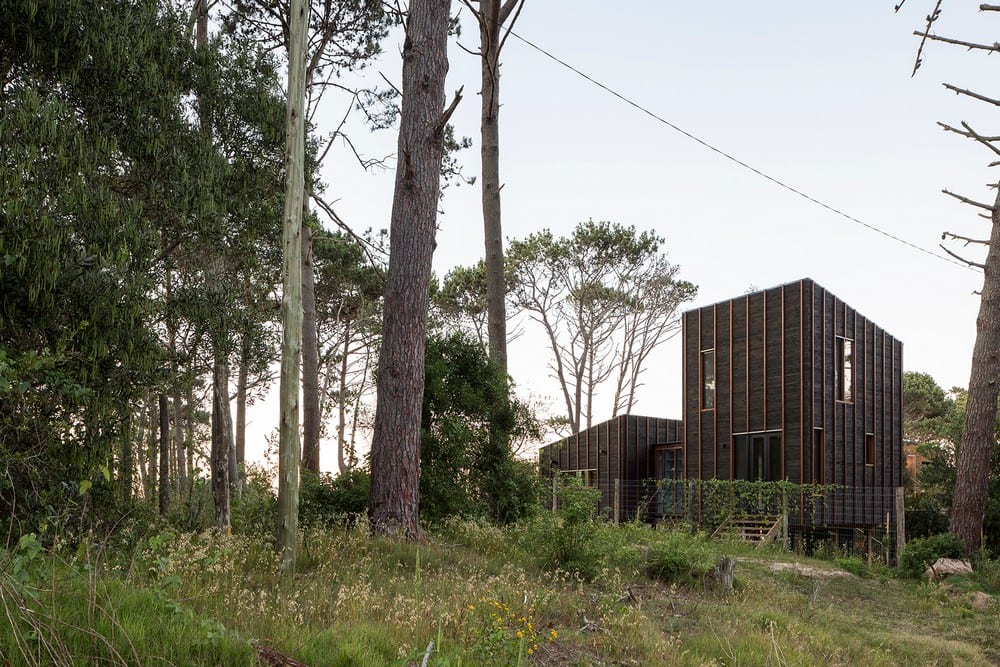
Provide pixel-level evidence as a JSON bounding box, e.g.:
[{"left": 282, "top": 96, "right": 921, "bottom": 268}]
[{"left": 712, "top": 514, "right": 782, "bottom": 547}]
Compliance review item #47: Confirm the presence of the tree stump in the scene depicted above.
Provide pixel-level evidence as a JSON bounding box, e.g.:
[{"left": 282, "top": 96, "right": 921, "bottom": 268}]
[{"left": 706, "top": 556, "right": 735, "bottom": 592}]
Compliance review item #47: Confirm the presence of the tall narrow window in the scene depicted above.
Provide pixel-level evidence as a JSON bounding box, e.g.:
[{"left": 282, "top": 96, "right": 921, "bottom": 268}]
[
  {"left": 813, "top": 429, "right": 825, "bottom": 485},
  {"left": 836, "top": 337, "right": 853, "bottom": 403},
  {"left": 701, "top": 349, "right": 715, "bottom": 409},
  {"left": 865, "top": 433, "right": 875, "bottom": 466}
]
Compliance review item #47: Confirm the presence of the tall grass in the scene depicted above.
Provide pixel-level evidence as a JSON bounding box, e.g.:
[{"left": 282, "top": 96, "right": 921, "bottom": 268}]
[{"left": 2, "top": 517, "right": 998, "bottom": 665}]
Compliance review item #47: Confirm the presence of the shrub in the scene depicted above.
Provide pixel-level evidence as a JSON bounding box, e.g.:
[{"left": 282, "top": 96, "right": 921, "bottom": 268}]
[
  {"left": 521, "top": 475, "right": 603, "bottom": 578},
  {"left": 898, "top": 532, "right": 965, "bottom": 579},
  {"left": 231, "top": 464, "right": 277, "bottom": 536},
  {"left": 645, "top": 529, "right": 717, "bottom": 586},
  {"left": 299, "top": 469, "right": 370, "bottom": 527}
]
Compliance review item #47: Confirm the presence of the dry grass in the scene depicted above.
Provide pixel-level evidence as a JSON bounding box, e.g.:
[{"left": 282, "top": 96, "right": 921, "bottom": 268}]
[{"left": 2, "top": 519, "right": 998, "bottom": 666}]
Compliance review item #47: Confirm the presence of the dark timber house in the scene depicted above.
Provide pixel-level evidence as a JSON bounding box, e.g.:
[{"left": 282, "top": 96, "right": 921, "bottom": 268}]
[{"left": 541, "top": 278, "right": 905, "bottom": 552}]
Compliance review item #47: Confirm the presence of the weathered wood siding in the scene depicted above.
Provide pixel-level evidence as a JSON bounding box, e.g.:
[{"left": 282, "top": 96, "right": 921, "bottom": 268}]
[
  {"left": 540, "top": 415, "right": 683, "bottom": 520},
  {"left": 683, "top": 278, "right": 903, "bottom": 529}
]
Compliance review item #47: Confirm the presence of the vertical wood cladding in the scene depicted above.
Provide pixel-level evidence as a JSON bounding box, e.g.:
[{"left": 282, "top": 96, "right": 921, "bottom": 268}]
[
  {"left": 539, "top": 415, "right": 683, "bottom": 520},
  {"left": 682, "top": 278, "right": 903, "bottom": 529}
]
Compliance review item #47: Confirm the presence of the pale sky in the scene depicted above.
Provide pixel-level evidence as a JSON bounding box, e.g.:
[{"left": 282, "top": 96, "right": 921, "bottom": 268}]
[{"left": 251, "top": 2, "right": 998, "bottom": 468}]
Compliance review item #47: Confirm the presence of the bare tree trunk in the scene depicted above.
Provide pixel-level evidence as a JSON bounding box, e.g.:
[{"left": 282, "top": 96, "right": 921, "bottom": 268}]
[
  {"left": 136, "top": 400, "right": 150, "bottom": 499},
  {"left": 479, "top": 0, "right": 508, "bottom": 370},
  {"left": 950, "top": 185, "right": 1000, "bottom": 553},
  {"left": 337, "top": 322, "right": 351, "bottom": 474},
  {"left": 302, "top": 218, "right": 321, "bottom": 473},
  {"left": 225, "top": 362, "right": 239, "bottom": 496},
  {"left": 211, "top": 358, "right": 231, "bottom": 532},
  {"left": 146, "top": 397, "right": 157, "bottom": 501},
  {"left": 369, "top": 0, "right": 454, "bottom": 540},
  {"left": 120, "top": 412, "right": 133, "bottom": 502},
  {"left": 235, "top": 341, "right": 248, "bottom": 472},
  {"left": 277, "top": 0, "right": 307, "bottom": 572},
  {"left": 158, "top": 393, "right": 170, "bottom": 515}
]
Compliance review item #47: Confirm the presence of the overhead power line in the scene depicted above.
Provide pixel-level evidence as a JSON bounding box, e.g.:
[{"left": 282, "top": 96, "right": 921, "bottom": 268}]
[{"left": 507, "top": 30, "right": 971, "bottom": 271}]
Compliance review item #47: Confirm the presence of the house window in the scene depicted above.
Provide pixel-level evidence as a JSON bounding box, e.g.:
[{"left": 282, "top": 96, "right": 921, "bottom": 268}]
[
  {"left": 655, "top": 447, "right": 684, "bottom": 515},
  {"left": 813, "top": 429, "right": 825, "bottom": 485},
  {"left": 836, "top": 336, "right": 853, "bottom": 403},
  {"left": 701, "top": 349, "right": 715, "bottom": 410},
  {"left": 733, "top": 432, "right": 782, "bottom": 481},
  {"left": 566, "top": 469, "right": 598, "bottom": 487},
  {"left": 865, "top": 433, "right": 875, "bottom": 466}
]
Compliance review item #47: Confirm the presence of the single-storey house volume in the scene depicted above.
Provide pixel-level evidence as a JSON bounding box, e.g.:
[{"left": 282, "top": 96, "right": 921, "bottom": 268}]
[{"left": 541, "top": 278, "right": 904, "bottom": 553}]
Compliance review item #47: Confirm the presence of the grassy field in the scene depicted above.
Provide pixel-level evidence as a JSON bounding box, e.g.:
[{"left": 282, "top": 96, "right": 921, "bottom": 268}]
[{"left": 1, "top": 517, "right": 998, "bottom": 666}]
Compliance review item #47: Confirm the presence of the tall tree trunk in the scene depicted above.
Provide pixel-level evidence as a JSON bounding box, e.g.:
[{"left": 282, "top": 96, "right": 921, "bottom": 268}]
[
  {"left": 211, "top": 357, "right": 232, "bottom": 532},
  {"left": 173, "top": 392, "right": 186, "bottom": 489},
  {"left": 165, "top": 265, "right": 186, "bottom": 491},
  {"left": 235, "top": 340, "right": 248, "bottom": 472},
  {"left": 950, "top": 184, "right": 1000, "bottom": 553},
  {"left": 336, "top": 323, "right": 351, "bottom": 474},
  {"left": 158, "top": 393, "right": 170, "bottom": 515},
  {"left": 479, "top": 0, "right": 507, "bottom": 370},
  {"left": 226, "top": 362, "right": 239, "bottom": 497},
  {"left": 277, "top": 0, "right": 307, "bottom": 572},
  {"left": 146, "top": 397, "right": 157, "bottom": 501},
  {"left": 302, "top": 218, "right": 321, "bottom": 473},
  {"left": 136, "top": 401, "right": 150, "bottom": 499},
  {"left": 120, "top": 412, "right": 133, "bottom": 502},
  {"left": 186, "top": 385, "right": 195, "bottom": 476},
  {"left": 368, "top": 0, "right": 453, "bottom": 540}
]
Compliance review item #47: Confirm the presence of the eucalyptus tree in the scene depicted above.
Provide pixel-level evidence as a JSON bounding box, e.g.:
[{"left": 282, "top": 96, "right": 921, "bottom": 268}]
[
  {"left": 368, "top": 0, "right": 458, "bottom": 539},
  {"left": 221, "top": 0, "right": 390, "bottom": 474},
  {"left": 507, "top": 221, "right": 695, "bottom": 432}
]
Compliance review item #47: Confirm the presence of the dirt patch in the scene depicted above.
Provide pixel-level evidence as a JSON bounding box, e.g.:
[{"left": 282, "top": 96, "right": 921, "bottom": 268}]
[{"left": 765, "top": 561, "right": 857, "bottom": 579}]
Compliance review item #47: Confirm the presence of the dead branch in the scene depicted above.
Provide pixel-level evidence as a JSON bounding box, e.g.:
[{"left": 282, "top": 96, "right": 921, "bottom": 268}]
[
  {"left": 943, "top": 231, "right": 991, "bottom": 245},
  {"left": 938, "top": 121, "right": 1000, "bottom": 161},
  {"left": 910, "top": 0, "right": 944, "bottom": 75},
  {"left": 434, "top": 86, "right": 464, "bottom": 136},
  {"left": 943, "top": 188, "right": 995, "bottom": 210},
  {"left": 378, "top": 71, "right": 402, "bottom": 99},
  {"left": 943, "top": 83, "right": 1000, "bottom": 107},
  {"left": 937, "top": 121, "right": 1000, "bottom": 143},
  {"left": 498, "top": 0, "right": 527, "bottom": 55},
  {"left": 310, "top": 192, "right": 387, "bottom": 273},
  {"left": 981, "top": 4, "right": 1000, "bottom": 11},
  {"left": 939, "top": 243, "right": 987, "bottom": 269},
  {"left": 915, "top": 31, "right": 1000, "bottom": 54}
]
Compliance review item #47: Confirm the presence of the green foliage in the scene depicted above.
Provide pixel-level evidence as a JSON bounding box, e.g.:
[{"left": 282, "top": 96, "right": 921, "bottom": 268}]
[
  {"left": 299, "top": 469, "right": 371, "bottom": 527},
  {"left": 645, "top": 530, "right": 717, "bottom": 586},
  {"left": 521, "top": 475, "right": 604, "bottom": 578},
  {"left": 898, "top": 533, "right": 966, "bottom": 579},
  {"left": 902, "top": 371, "right": 1000, "bottom": 552},
  {"left": 420, "top": 333, "right": 537, "bottom": 524},
  {"left": 231, "top": 465, "right": 278, "bottom": 536}
]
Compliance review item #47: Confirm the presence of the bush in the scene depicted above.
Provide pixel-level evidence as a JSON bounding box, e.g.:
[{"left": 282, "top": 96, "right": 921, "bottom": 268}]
[
  {"left": 231, "top": 464, "right": 277, "bottom": 536},
  {"left": 898, "top": 532, "right": 965, "bottom": 579},
  {"left": 645, "top": 529, "right": 717, "bottom": 586},
  {"left": 299, "top": 469, "right": 370, "bottom": 527},
  {"left": 521, "top": 475, "right": 603, "bottom": 578}
]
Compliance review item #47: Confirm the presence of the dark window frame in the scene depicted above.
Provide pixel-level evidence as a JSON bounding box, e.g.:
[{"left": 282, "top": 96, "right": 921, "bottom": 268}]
[
  {"left": 835, "top": 336, "right": 854, "bottom": 403},
  {"left": 701, "top": 348, "right": 715, "bottom": 410}
]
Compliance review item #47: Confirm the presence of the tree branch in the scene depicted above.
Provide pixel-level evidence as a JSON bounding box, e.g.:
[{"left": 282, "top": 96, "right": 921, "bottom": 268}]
[
  {"left": 910, "top": 0, "right": 944, "bottom": 76},
  {"left": 981, "top": 3, "right": 1000, "bottom": 11},
  {"left": 942, "top": 230, "right": 991, "bottom": 246},
  {"left": 434, "top": 86, "right": 464, "bottom": 136},
  {"left": 943, "top": 188, "right": 995, "bottom": 211},
  {"left": 939, "top": 243, "right": 986, "bottom": 269},
  {"left": 943, "top": 83, "right": 1000, "bottom": 107},
  {"left": 938, "top": 121, "right": 1000, "bottom": 160},
  {"left": 915, "top": 31, "right": 1000, "bottom": 54}
]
